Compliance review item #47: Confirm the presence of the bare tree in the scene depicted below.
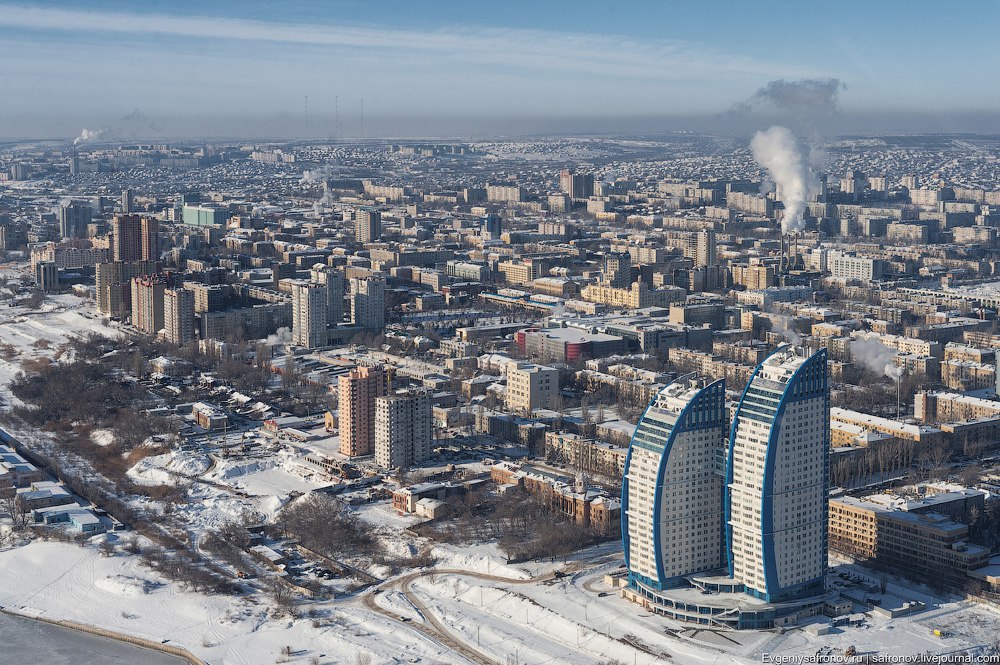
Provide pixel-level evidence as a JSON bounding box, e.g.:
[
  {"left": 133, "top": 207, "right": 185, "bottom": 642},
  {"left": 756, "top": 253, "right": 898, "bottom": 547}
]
[
  {"left": 282, "top": 353, "right": 297, "bottom": 390},
  {"left": 264, "top": 577, "right": 296, "bottom": 614},
  {"left": 2, "top": 494, "right": 30, "bottom": 529},
  {"left": 929, "top": 439, "right": 953, "bottom": 477}
]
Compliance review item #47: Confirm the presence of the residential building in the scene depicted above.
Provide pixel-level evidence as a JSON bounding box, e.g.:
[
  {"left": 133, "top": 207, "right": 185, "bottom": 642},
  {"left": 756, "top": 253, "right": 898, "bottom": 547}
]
[
  {"left": 559, "top": 169, "right": 594, "bottom": 199},
  {"left": 695, "top": 229, "right": 717, "bottom": 267},
  {"left": 829, "top": 252, "right": 885, "bottom": 282},
  {"left": 941, "top": 360, "right": 996, "bottom": 392},
  {"left": 375, "top": 390, "right": 432, "bottom": 469},
  {"left": 622, "top": 378, "right": 727, "bottom": 591},
  {"left": 505, "top": 362, "right": 558, "bottom": 413},
  {"left": 486, "top": 184, "right": 523, "bottom": 202},
  {"left": 112, "top": 214, "right": 159, "bottom": 262},
  {"left": 131, "top": 275, "right": 166, "bottom": 335},
  {"left": 189, "top": 283, "right": 227, "bottom": 313},
  {"left": 29, "top": 242, "right": 110, "bottom": 270},
  {"left": 197, "top": 303, "right": 291, "bottom": 342},
  {"left": 57, "top": 201, "right": 91, "bottom": 239},
  {"left": 728, "top": 347, "right": 829, "bottom": 603},
  {"left": 491, "top": 462, "right": 620, "bottom": 535},
  {"left": 290, "top": 280, "right": 328, "bottom": 348},
  {"left": 915, "top": 390, "right": 1000, "bottom": 423},
  {"left": 355, "top": 207, "right": 382, "bottom": 243},
  {"left": 603, "top": 252, "right": 632, "bottom": 288},
  {"left": 338, "top": 365, "right": 387, "bottom": 457},
  {"left": 163, "top": 287, "right": 195, "bottom": 346},
  {"left": 310, "top": 264, "right": 345, "bottom": 325},
  {"left": 581, "top": 282, "right": 686, "bottom": 310},
  {"left": 34, "top": 261, "right": 58, "bottom": 291},
  {"left": 350, "top": 275, "right": 385, "bottom": 330},
  {"left": 95, "top": 260, "right": 157, "bottom": 318},
  {"left": 731, "top": 264, "right": 775, "bottom": 290},
  {"left": 829, "top": 494, "right": 990, "bottom": 588}
]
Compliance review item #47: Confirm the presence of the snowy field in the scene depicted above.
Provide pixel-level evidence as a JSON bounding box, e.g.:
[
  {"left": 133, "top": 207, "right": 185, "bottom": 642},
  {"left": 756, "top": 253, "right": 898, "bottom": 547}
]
[
  {"left": 4, "top": 533, "right": 998, "bottom": 665},
  {"left": 0, "top": 287, "right": 124, "bottom": 405},
  {"left": 0, "top": 541, "right": 468, "bottom": 665}
]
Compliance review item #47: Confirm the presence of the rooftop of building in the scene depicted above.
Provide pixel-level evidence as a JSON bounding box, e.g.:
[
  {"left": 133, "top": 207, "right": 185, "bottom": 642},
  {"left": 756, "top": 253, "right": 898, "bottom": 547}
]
[
  {"left": 649, "top": 376, "right": 718, "bottom": 416},
  {"left": 526, "top": 327, "right": 623, "bottom": 344},
  {"left": 511, "top": 362, "right": 557, "bottom": 373},
  {"left": 755, "top": 346, "right": 814, "bottom": 384},
  {"left": 835, "top": 489, "right": 984, "bottom": 516},
  {"left": 923, "top": 390, "right": 1000, "bottom": 409},
  {"left": 830, "top": 407, "right": 942, "bottom": 437}
]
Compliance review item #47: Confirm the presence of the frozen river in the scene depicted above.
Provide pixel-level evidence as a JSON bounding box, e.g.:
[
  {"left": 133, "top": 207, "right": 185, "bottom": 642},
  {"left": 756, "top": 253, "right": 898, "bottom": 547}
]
[{"left": 0, "top": 612, "right": 188, "bottom": 665}]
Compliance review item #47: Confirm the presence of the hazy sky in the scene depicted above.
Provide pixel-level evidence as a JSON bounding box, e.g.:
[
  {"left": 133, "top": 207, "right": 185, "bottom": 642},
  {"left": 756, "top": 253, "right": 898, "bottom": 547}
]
[{"left": 2, "top": 0, "right": 1000, "bottom": 139}]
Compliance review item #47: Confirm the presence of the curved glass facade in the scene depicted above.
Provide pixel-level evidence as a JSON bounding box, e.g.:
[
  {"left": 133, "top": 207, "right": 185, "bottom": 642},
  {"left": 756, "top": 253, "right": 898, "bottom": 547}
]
[
  {"left": 726, "top": 346, "right": 829, "bottom": 603},
  {"left": 621, "top": 378, "right": 727, "bottom": 591}
]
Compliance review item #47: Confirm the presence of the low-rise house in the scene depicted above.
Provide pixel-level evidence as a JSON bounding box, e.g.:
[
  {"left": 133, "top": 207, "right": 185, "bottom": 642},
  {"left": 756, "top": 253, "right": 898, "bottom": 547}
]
[{"left": 16, "top": 481, "right": 74, "bottom": 511}]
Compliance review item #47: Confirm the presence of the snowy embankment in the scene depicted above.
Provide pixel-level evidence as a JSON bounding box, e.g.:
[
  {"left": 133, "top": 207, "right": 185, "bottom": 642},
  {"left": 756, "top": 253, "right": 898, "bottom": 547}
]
[{"left": 0, "top": 540, "right": 468, "bottom": 665}]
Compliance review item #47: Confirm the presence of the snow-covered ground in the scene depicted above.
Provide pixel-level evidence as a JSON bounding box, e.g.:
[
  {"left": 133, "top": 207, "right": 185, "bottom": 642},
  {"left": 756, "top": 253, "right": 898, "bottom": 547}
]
[
  {"left": 127, "top": 451, "right": 212, "bottom": 486},
  {"left": 406, "top": 555, "right": 1000, "bottom": 665},
  {"left": 0, "top": 289, "right": 123, "bottom": 406},
  {"left": 206, "top": 450, "right": 328, "bottom": 497},
  {"left": 0, "top": 540, "right": 467, "bottom": 665}
]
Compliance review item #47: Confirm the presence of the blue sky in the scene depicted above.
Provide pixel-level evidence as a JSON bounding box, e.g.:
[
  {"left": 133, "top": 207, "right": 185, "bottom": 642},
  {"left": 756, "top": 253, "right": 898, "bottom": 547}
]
[{"left": 1, "top": 1, "right": 998, "bottom": 138}]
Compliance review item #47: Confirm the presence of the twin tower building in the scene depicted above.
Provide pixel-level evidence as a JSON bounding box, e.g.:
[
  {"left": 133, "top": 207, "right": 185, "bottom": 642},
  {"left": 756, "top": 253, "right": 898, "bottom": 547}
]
[{"left": 621, "top": 345, "right": 830, "bottom": 629}]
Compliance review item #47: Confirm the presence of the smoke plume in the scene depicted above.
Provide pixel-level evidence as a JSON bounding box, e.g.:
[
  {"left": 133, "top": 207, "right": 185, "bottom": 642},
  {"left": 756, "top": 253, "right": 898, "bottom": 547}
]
[
  {"left": 300, "top": 165, "right": 338, "bottom": 185},
  {"left": 851, "top": 337, "right": 904, "bottom": 379},
  {"left": 265, "top": 326, "right": 292, "bottom": 346},
  {"left": 736, "top": 78, "right": 844, "bottom": 117},
  {"left": 71, "top": 109, "right": 160, "bottom": 145},
  {"left": 770, "top": 313, "right": 802, "bottom": 345},
  {"left": 751, "top": 126, "right": 814, "bottom": 234},
  {"left": 302, "top": 165, "right": 341, "bottom": 210},
  {"left": 73, "top": 128, "right": 107, "bottom": 145}
]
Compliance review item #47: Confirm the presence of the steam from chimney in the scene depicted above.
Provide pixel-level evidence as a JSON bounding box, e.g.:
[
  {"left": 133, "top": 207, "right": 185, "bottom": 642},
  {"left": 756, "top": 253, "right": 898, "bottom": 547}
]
[
  {"left": 71, "top": 110, "right": 159, "bottom": 146},
  {"left": 301, "top": 165, "right": 340, "bottom": 210},
  {"left": 73, "top": 128, "right": 107, "bottom": 145},
  {"left": 751, "top": 126, "right": 814, "bottom": 234},
  {"left": 851, "top": 337, "right": 904, "bottom": 380},
  {"left": 265, "top": 326, "right": 292, "bottom": 346},
  {"left": 300, "top": 166, "right": 336, "bottom": 185},
  {"left": 770, "top": 313, "right": 802, "bottom": 345},
  {"left": 737, "top": 78, "right": 845, "bottom": 234}
]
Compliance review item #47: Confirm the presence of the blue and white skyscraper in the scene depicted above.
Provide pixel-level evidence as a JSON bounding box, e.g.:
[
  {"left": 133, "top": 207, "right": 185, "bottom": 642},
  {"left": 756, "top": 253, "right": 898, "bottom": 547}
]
[
  {"left": 727, "top": 346, "right": 829, "bottom": 602},
  {"left": 621, "top": 347, "right": 830, "bottom": 628},
  {"left": 622, "top": 377, "right": 727, "bottom": 591}
]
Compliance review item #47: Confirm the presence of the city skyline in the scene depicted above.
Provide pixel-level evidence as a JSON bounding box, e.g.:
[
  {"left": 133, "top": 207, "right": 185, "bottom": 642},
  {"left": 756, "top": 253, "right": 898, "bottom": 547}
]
[
  {"left": 3, "top": 1, "right": 1000, "bottom": 139},
  {"left": 3, "top": 5, "right": 1000, "bottom": 662}
]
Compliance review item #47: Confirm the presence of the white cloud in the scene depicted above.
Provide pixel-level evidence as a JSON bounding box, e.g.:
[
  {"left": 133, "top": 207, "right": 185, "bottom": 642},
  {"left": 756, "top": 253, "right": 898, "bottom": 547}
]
[{"left": 0, "top": 4, "right": 823, "bottom": 83}]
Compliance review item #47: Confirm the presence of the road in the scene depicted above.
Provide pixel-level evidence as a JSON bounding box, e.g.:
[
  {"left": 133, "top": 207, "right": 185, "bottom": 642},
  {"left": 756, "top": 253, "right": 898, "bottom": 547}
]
[{"left": 357, "top": 555, "right": 619, "bottom": 665}]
